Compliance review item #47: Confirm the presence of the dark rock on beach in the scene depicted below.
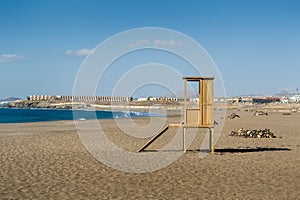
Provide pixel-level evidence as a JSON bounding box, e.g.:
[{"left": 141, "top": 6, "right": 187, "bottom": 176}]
[{"left": 229, "top": 128, "right": 276, "bottom": 138}]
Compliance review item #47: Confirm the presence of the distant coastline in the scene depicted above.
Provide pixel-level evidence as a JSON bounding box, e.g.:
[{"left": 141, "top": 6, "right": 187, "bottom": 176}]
[
  {"left": 4, "top": 99, "right": 181, "bottom": 111},
  {"left": 2, "top": 97, "right": 300, "bottom": 114}
]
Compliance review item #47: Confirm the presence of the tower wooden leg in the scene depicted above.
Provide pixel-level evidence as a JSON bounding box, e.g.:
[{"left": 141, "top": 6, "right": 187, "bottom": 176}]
[
  {"left": 183, "top": 127, "right": 186, "bottom": 153},
  {"left": 209, "top": 128, "right": 212, "bottom": 152},
  {"left": 211, "top": 128, "right": 214, "bottom": 155}
]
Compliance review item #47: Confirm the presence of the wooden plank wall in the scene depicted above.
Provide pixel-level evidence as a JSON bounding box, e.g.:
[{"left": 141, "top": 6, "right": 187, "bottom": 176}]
[{"left": 201, "top": 80, "right": 214, "bottom": 125}]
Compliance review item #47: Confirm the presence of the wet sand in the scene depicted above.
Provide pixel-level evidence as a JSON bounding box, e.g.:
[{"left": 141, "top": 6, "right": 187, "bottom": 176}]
[{"left": 0, "top": 111, "right": 299, "bottom": 199}]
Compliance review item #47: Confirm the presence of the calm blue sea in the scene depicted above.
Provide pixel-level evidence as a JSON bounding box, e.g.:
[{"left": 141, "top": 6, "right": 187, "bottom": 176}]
[{"left": 0, "top": 108, "right": 162, "bottom": 123}]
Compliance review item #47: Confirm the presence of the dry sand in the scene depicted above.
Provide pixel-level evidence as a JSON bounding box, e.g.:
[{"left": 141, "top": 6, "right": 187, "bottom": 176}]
[{"left": 0, "top": 110, "right": 299, "bottom": 199}]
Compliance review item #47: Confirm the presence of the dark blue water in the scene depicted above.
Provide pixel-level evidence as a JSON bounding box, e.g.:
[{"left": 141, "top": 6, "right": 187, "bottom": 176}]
[{"left": 0, "top": 108, "right": 163, "bottom": 123}]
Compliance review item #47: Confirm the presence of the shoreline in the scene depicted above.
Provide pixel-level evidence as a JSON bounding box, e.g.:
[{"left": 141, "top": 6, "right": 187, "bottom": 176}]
[{"left": 1, "top": 102, "right": 299, "bottom": 124}]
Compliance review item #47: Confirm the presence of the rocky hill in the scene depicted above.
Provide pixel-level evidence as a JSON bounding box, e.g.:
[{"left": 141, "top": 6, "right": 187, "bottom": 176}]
[{"left": 7, "top": 99, "right": 181, "bottom": 110}]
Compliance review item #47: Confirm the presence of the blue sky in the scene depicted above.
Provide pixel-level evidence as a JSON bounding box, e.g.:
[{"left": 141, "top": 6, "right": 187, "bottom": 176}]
[{"left": 0, "top": 0, "right": 299, "bottom": 98}]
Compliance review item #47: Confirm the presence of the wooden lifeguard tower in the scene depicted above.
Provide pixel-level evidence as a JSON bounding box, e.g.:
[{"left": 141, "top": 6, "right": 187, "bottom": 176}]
[{"left": 138, "top": 76, "right": 215, "bottom": 154}]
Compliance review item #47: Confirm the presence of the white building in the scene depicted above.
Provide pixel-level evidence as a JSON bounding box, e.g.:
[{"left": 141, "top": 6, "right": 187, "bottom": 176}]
[
  {"left": 137, "top": 97, "right": 148, "bottom": 101},
  {"left": 289, "top": 95, "right": 300, "bottom": 103},
  {"left": 281, "top": 97, "right": 289, "bottom": 104}
]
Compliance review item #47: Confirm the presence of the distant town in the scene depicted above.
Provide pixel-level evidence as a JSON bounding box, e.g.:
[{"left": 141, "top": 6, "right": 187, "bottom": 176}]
[
  {"left": 25, "top": 94, "right": 300, "bottom": 104},
  {"left": 214, "top": 95, "right": 300, "bottom": 104},
  {"left": 0, "top": 94, "right": 300, "bottom": 107}
]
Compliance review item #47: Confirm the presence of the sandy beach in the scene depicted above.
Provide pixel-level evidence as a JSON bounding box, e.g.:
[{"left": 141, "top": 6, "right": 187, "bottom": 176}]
[{"left": 0, "top": 110, "right": 299, "bottom": 199}]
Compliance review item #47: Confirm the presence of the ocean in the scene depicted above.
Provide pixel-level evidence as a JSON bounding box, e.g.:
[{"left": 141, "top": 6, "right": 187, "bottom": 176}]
[{"left": 0, "top": 108, "right": 162, "bottom": 123}]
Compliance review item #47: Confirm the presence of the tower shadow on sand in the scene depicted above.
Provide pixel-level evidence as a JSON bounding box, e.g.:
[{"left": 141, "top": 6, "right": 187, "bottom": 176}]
[
  {"left": 141, "top": 147, "right": 291, "bottom": 154},
  {"left": 191, "top": 147, "right": 291, "bottom": 154}
]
